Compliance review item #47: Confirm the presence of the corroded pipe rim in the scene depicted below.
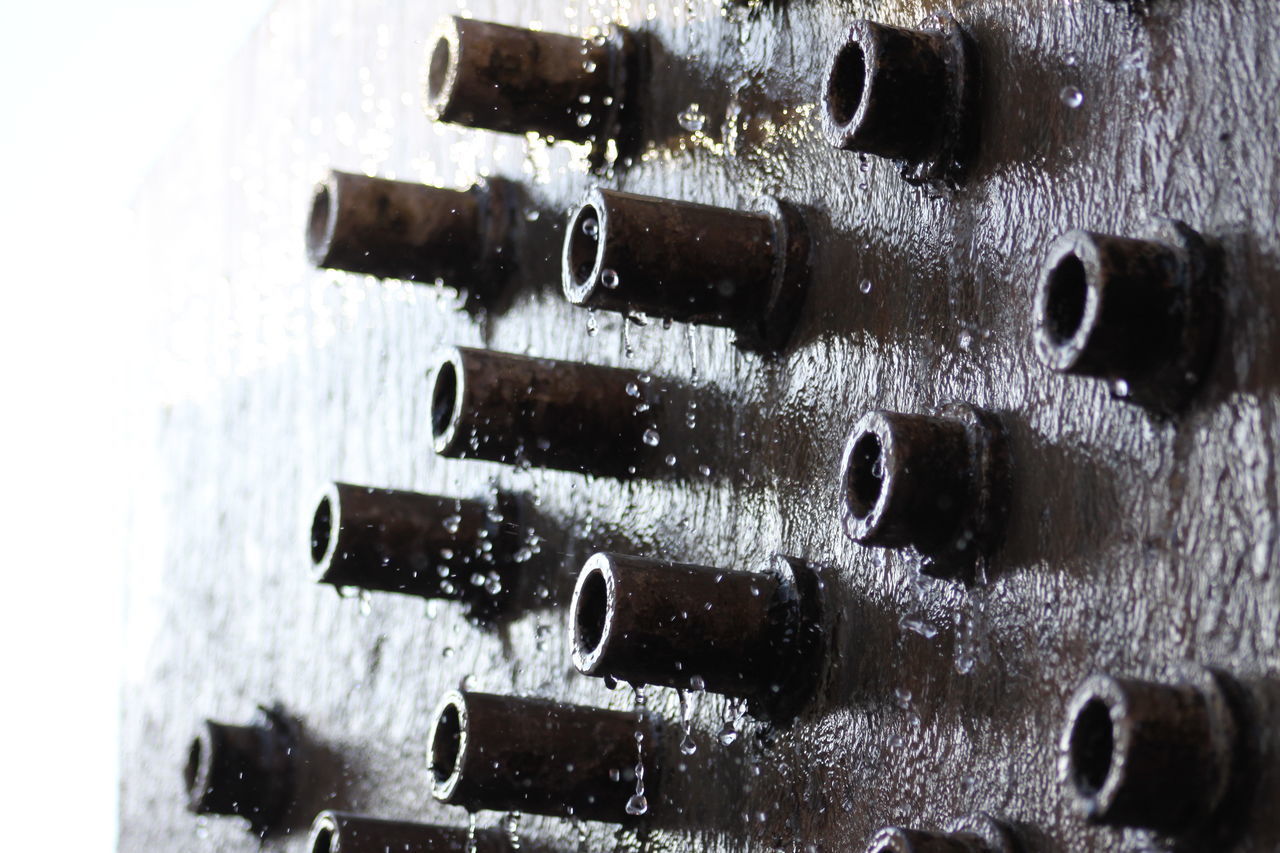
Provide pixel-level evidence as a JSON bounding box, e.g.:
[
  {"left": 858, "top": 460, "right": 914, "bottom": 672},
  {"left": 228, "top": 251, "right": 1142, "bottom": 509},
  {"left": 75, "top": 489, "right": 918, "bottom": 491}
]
[
  {"left": 838, "top": 409, "right": 901, "bottom": 544},
  {"left": 422, "top": 17, "right": 464, "bottom": 123},
  {"left": 1033, "top": 229, "right": 1106, "bottom": 373},
  {"left": 183, "top": 721, "right": 217, "bottom": 812},
  {"left": 427, "top": 690, "right": 470, "bottom": 802},
  {"left": 308, "top": 482, "right": 344, "bottom": 579},
  {"left": 569, "top": 552, "right": 619, "bottom": 676},
  {"left": 426, "top": 347, "right": 468, "bottom": 456},
  {"left": 821, "top": 20, "right": 886, "bottom": 150},
  {"left": 561, "top": 187, "right": 610, "bottom": 307},
  {"left": 308, "top": 810, "right": 341, "bottom": 853},
  {"left": 306, "top": 172, "right": 342, "bottom": 268}
]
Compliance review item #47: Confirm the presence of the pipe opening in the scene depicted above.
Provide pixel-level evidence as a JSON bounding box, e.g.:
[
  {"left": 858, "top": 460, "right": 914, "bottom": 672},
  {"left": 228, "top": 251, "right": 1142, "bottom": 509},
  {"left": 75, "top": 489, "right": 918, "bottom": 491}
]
[
  {"left": 1045, "top": 252, "right": 1089, "bottom": 344},
  {"left": 311, "top": 827, "right": 335, "bottom": 853},
  {"left": 1069, "top": 698, "right": 1115, "bottom": 796},
  {"left": 827, "top": 42, "right": 867, "bottom": 126},
  {"left": 183, "top": 735, "right": 203, "bottom": 795},
  {"left": 568, "top": 204, "right": 602, "bottom": 286},
  {"left": 432, "top": 361, "right": 458, "bottom": 438},
  {"left": 845, "top": 432, "right": 884, "bottom": 518},
  {"left": 306, "top": 183, "right": 333, "bottom": 259},
  {"left": 310, "top": 497, "right": 333, "bottom": 564},
  {"left": 431, "top": 702, "right": 463, "bottom": 784},
  {"left": 575, "top": 568, "right": 609, "bottom": 656},
  {"left": 427, "top": 37, "right": 451, "bottom": 102}
]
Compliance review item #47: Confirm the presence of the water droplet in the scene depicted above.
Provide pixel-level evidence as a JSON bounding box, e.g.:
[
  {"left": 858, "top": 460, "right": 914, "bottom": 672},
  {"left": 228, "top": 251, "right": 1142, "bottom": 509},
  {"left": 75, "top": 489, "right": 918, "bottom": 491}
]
[
  {"left": 576, "top": 112, "right": 592, "bottom": 128},
  {"left": 859, "top": 278, "right": 872, "bottom": 294},
  {"left": 581, "top": 217, "right": 599, "bottom": 239},
  {"left": 642, "top": 428, "right": 661, "bottom": 446},
  {"left": 664, "top": 453, "right": 677, "bottom": 466},
  {"left": 625, "top": 793, "right": 648, "bottom": 815},
  {"left": 1112, "top": 378, "right": 1131, "bottom": 397},
  {"left": 677, "top": 104, "right": 706, "bottom": 132},
  {"left": 601, "top": 268, "right": 620, "bottom": 289},
  {"left": 1060, "top": 86, "right": 1084, "bottom": 108},
  {"left": 443, "top": 514, "right": 462, "bottom": 534}
]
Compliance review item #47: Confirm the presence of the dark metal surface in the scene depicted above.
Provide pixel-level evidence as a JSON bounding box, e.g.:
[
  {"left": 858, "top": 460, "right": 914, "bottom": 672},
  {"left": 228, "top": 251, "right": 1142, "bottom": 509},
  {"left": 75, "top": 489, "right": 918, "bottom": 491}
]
[
  {"left": 120, "top": 0, "right": 1280, "bottom": 851},
  {"left": 307, "top": 810, "right": 505, "bottom": 853},
  {"left": 184, "top": 707, "right": 298, "bottom": 834}
]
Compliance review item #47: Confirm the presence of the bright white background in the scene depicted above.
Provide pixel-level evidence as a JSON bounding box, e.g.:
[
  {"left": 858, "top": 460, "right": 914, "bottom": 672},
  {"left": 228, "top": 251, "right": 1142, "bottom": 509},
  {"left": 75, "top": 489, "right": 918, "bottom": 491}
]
[{"left": 0, "top": 1, "right": 276, "bottom": 848}]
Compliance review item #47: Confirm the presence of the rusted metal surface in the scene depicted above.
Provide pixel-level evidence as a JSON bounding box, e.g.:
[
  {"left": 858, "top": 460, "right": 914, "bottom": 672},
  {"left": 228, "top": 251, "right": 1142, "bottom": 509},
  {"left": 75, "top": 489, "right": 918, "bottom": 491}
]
[{"left": 120, "top": 0, "right": 1280, "bottom": 851}]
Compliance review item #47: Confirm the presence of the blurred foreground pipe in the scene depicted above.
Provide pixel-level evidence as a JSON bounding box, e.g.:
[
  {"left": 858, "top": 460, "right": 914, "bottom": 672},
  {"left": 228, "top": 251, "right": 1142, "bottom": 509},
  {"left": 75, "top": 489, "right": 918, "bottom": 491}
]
[
  {"left": 308, "top": 811, "right": 505, "bottom": 853},
  {"left": 184, "top": 706, "right": 298, "bottom": 833}
]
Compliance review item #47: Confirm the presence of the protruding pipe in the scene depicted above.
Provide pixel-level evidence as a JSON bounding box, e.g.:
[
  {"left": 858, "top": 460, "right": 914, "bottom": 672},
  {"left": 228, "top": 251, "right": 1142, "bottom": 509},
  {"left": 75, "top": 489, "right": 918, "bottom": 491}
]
[
  {"left": 423, "top": 16, "right": 638, "bottom": 146},
  {"left": 1034, "top": 220, "right": 1221, "bottom": 414},
  {"left": 427, "top": 346, "right": 660, "bottom": 477},
  {"left": 570, "top": 553, "right": 823, "bottom": 721},
  {"left": 184, "top": 706, "right": 297, "bottom": 833},
  {"left": 309, "top": 483, "right": 519, "bottom": 617},
  {"left": 307, "top": 811, "right": 505, "bottom": 853},
  {"left": 839, "top": 404, "right": 1007, "bottom": 579},
  {"left": 427, "top": 690, "right": 658, "bottom": 823},
  {"left": 562, "top": 189, "right": 810, "bottom": 351},
  {"left": 822, "top": 18, "right": 979, "bottom": 183},
  {"left": 305, "top": 170, "right": 513, "bottom": 295},
  {"left": 1059, "top": 672, "right": 1245, "bottom": 834}
]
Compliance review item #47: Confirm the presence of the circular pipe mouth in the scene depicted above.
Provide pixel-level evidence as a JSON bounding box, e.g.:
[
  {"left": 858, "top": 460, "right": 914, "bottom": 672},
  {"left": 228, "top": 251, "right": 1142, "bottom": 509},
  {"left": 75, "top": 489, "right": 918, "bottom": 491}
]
[
  {"left": 423, "top": 18, "right": 461, "bottom": 118},
  {"left": 306, "top": 178, "right": 337, "bottom": 266},
  {"left": 826, "top": 41, "right": 868, "bottom": 127},
  {"left": 428, "top": 693, "right": 467, "bottom": 798},
  {"left": 562, "top": 195, "right": 606, "bottom": 304},
  {"left": 843, "top": 432, "right": 884, "bottom": 519},
  {"left": 307, "top": 812, "right": 340, "bottom": 853},
  {"left": 1043, "top": 252, "right": 1090, "bottom": 345},
  {"left": 310, "top": 496, "right": 334, "bottom": 565},
  {"left": 428, "top": 351, "right": 465, "bottom": 452},
  {"left": 570, "top": 555, "right": 615, "bottom": 673},
  {"left": 1067, "top": 697, "right": 1116, "bottom": 798},
  {"left": 183, "top": 733, "right": 205, "bottom": 798},
  {"left": 839, "top": 413, "right": 896, "bottom": 543}
]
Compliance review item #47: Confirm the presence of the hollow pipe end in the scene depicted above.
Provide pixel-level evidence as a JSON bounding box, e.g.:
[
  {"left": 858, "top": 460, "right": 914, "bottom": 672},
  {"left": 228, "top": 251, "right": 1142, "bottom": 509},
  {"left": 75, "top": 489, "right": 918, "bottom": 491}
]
[
  {"left": 839, "top": 410, "right": 907, "bottom": 547},
  {"left": 422, "top": 16, "right": 463, "bottom": 123},
  {"left": 1034, "top": 230, "right": 1107, "bottom": 375},
  {"left": 426, "top": 347, "right": 467, "bottom": 457},
  {"left": 305, "top": 171, "right": 342, "bottom": 269},
  {"left": 569, "top": 553, "right": 619, "bottom": 677},
  {"left": 183, "top": 721, "right": 219, "bottom": 814},
  {"left": 307, "top": 811, "right": 340, "bottom": 853},
  {"left": 308, "top": 482, "right": 344, "bottom": 584},
  {"left": 561, "top": 187, "right": 610, "bottom": 307},
  {"left": 427, "top": 690, "right": 470, "bottom": 804}
]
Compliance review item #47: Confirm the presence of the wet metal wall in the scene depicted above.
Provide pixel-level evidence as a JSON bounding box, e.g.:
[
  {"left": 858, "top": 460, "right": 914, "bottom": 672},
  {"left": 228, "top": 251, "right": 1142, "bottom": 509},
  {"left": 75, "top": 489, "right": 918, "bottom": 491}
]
[{"left": 120, "top": 0, "right": 1280, "bottom": 851}]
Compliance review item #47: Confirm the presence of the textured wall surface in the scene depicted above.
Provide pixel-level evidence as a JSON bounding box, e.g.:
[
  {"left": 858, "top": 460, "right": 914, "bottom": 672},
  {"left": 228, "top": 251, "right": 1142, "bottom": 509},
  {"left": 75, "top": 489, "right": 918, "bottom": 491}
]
[{"left": 120, "top": 0, "right": 1280, "bottom": 850}]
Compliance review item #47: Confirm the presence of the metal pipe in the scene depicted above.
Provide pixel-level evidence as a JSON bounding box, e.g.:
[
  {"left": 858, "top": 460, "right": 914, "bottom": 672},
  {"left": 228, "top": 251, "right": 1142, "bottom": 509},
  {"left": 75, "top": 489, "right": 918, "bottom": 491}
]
[
  {"left": 427, "top": 690, "right": 658, "bottom": 823},
  {"left": 184, "top": 706, "right": 297, "bottom": 833},
  {"left": 822, "top": 18, "right": 979, "bottom": 183},
  {"left": 561, "top": 188, "right": 810, "bottom": 351},
  {"left": 423, "top": 16, "right": 638, "bottom": 145},
  {"left": 863, "top": 814, "right": 1019, "bottom": 853},
  {"left": 570, "top": 552, "right": 823, "bottom": 722},
  {"left": 309, "top": 483, "right": 520, "bottom": 617},
  {"left": 427, "top": 346, "right": 660, "bottom": 477},
  {"left": 305, "top": 170, "right": 513, "bottom": 295},
  {"left": 1034, "top": 220, "right": 1221, "bottom": 414},
  {"left": 1059, "top": 671, "right": 1245, "bottom": 834},
  {"left": 838, "top": 404, "right": 1007, "bottom": 579},
  {"left": 307, "top": 811, "right": 505, "bottom": 853}
]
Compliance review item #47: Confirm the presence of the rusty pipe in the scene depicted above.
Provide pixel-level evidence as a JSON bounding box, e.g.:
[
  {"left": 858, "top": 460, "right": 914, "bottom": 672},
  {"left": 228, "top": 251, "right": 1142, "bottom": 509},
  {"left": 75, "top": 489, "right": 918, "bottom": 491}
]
[
  {"left": 305, "top": 170, "right": 514, "bottom": 295},
  {"left": 1059, "top": 671, "right": 1245, "bottom": 834},
  {"left": 307, "top": 811, "right": 505, "bottom": 853},
  {"left": 184, "top": 706, "right": 298, "bottom": 833},
  {"left": 822, "top": 18, "right": 979, "bottom": 183},
  {"left": 423, "top": 17, "right": 638, "bottom": 146},
  {"left": 562, "top": 188, "right": 810, "bottom": 351},
  {"left": 864, "top": 814, "right": 1019, "bottom": 853},
  {"left": 427, "top": 690, "right": 658, "bottom": 823},
  {"left": 1034, "top": 220, "right": 1221, "bottom": 414},
  {"left": 839, "top": 404, "right": 1007, "bottom": 579},
  {"left": 309, "top": 483, "right": 520, "bottom": 617},
  {"left": 570, "top": 552, "right": 823, "bottom": 722},
  {"left": 427, "top": 346, "right": 660, "bottom": 477}
]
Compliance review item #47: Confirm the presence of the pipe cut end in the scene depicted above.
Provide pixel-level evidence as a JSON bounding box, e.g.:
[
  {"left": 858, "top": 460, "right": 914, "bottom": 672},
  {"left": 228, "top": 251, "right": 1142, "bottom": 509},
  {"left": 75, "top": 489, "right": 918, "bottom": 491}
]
[
  {"left": 183, "top": 725, "right": 213, "bottom": 810},
  {"left": 561, "top": 190, "right": 609, "bottom": 305},
  {"left": 309, "top": 483, "right": 343, "bottom": 580},
  {"left": 307, "top": 812, "right": 340, "bottom": 853},
  {"left": 862, "top": 828, "right": 916, "bottom": 853},
  {"left": 570, "top": 553, "right": 617, "bottom": 675},
  {"left": 1035, "top": 231, "right": 1104, "bottom": 373},
  {"left": 1059, "top": 675, "right": 1129, "bottom": 822},
  {"left": 427, "top": 691, "right": 468, "bottom": 802},
  {"left": 821, "top": 22, "right": 883, "bottom": 153},
  {"left": 422, "top": 17, "right": 463, "bottom": 122},
  {"left": 427, "top": 348, "right": 466, "bottom": 455},
  {"left": 839, "top": 411, "right": 900, "bottom": 545},
  {"left": 306, "top": 173, "right": 339, "bottom": 268}
]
